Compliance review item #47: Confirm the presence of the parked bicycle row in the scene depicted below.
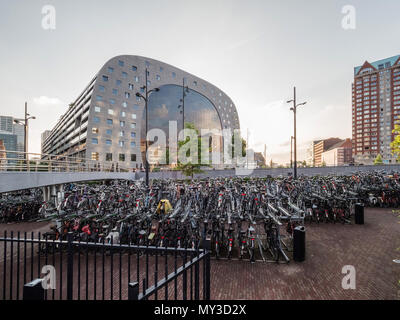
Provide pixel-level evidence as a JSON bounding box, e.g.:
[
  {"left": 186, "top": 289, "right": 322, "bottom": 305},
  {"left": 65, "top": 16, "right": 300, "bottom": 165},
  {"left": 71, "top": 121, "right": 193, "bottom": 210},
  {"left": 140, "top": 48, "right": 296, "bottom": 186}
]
[{"left": 1, "top": 171, "right": 399, "bottom": 262}]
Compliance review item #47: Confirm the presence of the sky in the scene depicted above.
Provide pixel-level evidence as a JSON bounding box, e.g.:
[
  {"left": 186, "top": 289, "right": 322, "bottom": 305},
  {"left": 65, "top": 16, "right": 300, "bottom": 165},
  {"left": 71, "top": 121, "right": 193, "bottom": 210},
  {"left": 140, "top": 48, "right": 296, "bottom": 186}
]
[{"left": 1, "top": 0, "right": 400, "bottom": 164}]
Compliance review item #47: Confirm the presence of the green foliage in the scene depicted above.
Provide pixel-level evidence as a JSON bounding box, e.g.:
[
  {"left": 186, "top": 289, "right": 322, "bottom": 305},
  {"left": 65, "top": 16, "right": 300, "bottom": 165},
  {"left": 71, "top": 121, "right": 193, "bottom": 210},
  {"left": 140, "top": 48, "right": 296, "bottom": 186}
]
[
  {"left": 391, "top": 125, "right": 400, "bottom": 161},
  {"left": 373, "top": 154, "right": 383, "bottom": 165}
]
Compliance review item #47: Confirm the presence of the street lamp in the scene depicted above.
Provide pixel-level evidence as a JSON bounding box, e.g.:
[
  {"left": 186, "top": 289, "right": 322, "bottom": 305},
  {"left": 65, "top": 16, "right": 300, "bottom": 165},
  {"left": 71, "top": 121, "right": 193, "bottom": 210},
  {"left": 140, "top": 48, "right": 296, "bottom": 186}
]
[
  {"left": 14, "top": 102, "right": 36, "bottom": 161},
  {"left": 287, "top": 87, "right": 306, "bottom": 179},
  {"left": 178, "top": 78, "right": 189, "bottom": 132},
  {"left": 135, "top": 68, "right": 160, "bottom": 187}
]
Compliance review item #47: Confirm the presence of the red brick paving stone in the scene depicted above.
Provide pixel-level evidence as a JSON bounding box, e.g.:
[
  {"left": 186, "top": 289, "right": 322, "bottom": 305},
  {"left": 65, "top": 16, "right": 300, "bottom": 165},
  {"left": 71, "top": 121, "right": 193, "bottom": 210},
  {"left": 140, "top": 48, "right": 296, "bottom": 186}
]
[{"left": 1, "top": 208, "right": 399, "bottom": 300}]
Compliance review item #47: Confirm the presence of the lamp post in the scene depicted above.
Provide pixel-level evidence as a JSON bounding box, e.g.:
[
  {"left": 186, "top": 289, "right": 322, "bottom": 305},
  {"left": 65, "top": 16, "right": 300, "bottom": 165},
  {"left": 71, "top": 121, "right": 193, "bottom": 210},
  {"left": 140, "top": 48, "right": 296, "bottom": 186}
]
[
  {"left": 287, "top": 87, "right": 306, "bottom": 179},
  {"left": 14, "top": 102, "right": 36, "bottom": 161},
  {"left": 135, "top": 69, "right": 159, "bottom": 187},
  {"left": 290, "top": 136, "right": 294, "bottom": 168},
  {"left": 178, "top": 78, "right": 189, "bottom": 132}
]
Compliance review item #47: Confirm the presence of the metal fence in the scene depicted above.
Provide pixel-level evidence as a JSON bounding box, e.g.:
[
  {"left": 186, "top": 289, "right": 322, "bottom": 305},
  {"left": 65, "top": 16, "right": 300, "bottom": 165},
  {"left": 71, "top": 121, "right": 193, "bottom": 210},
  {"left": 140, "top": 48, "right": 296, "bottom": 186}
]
[{"left": 0, "top": 231, "right": 210, "bottom": 300}]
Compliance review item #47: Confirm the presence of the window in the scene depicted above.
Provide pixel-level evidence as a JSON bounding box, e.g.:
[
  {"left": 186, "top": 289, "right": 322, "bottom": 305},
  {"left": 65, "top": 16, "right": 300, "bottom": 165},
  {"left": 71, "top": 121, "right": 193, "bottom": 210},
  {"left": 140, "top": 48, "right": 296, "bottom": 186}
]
[
  {"left": 122, "top": 72, "right": 128, "bottom": 79},
  {"left": 92, "top": 138, "right": 98, "bottom": 145},
  {"left": 122, "top": 102, "right": 127, "bottom": 108},
  {"left": 134, "top": 76, "right": 139, "bottom": 82},
  {"left": 145, "top": 61, "right": 150, "bottom": 67},
  {"left": 93, "top": 117, "right": 100, "bottom": 123},
  {"left": 172, "top": 72, "right": 176, "bottom": 78},
  {"left": 106, "top": 129, "right": 112, "bottom": 135},
  {"left": 107, "top": 67, "right": 114, "bottom": 73},
  {"left": 107, "top": 119, "right": 113, "bottom": 125},
  {"left": 116, "top": 80, "right": 122, "bottom": 86},
  {"left": 94, "top": 106, "right": 101, "bottom": 112},
  {"left": 131, "top": 114, "right": 136, "bottom": 119},
  {"left": 119, "top": 154, "right": 125, "bottom": 162},
  {"left": 118, "top": 60, "right": 124, "bottom": 67},
  {"left": 102, "top": 75, "right": 109, "bottom": 82},
  {"left": 106, "top": 153, "right": 112, "bottom": 161},
  {"left": 106, "top": 139, "right": 112, "bottom": 145},
  {"left": 147, "top": 80, "right": 151, "bottom": 86},
  {"left": 132, "top": 66, "right": 137, "bottom": 71},
  {"left": 125, "top": 92, "right": 130, "bottom": 99},
  {"left": 136, "top": 96, "right": 141, "bottom": 102},
  {"left": 108, "top": 109, "right": 114, "bottom": 115},
  {"left": 91, "top": 152, "right": 99, "bottom": 161},
  {"left": 96, "top": 95, "right": 103, "bottom": 101},
  {"left": 120, "top": 121, "right": 125, "bottom": 127},
  {"left": 112, "top": 89, "right": 118, "bottom": 95},
  {"left": 131, "top": 154, "right": 137, "bottom": 162},
  {"left": 119, "top": 131, "right": 124, "bottom": 137},
  {"left": 92, "top": 128, "right": 99, "bottom": 134},
  {"left": 130, "top": 123, "right": 136, "bottom": 129},
  {"left": 160, "top": 67, "right": 164, "bottom": 72},
  {"left": 140, "top": 87, "right": 145, "bottom": 93},
  {"left": 128, "top": 83, "right": 134, "bottom": 90},
  {"left": 131, "top": 132, "right": 136, "bottom": 138},
  {"left": 130, "top": 141, "right": 136, "bottom": 147},
  {"left": 99, "top": 85, "right": 105, "bottom": 92},
  {"left": 156, "top": 75, "right": 161, "bottom": 81},
  {"left": 121, "top": 111, "right": 126, "bottom": 117},
  {"left": 109, "top": 99, "right": 115, "bottom": 105},
  {"left": 119, "top": 141, "right": 124, "bottom": 147}
]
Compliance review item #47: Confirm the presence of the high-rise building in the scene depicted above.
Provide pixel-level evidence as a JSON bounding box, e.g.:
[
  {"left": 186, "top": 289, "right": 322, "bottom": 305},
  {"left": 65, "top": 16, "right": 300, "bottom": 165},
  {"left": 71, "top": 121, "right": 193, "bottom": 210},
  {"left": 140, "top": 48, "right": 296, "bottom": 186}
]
[
  {"left": 0, "top": 116, "right": 25, "bottom": 159},
  {"left": 352, "top": 55, "right": 400, "bottom": 164},
  {"left": 41, "top": 130, "right": 51, "bottom": 151},
  {"left": 42, "top": 55, "right": 241, "bottom": 169}
]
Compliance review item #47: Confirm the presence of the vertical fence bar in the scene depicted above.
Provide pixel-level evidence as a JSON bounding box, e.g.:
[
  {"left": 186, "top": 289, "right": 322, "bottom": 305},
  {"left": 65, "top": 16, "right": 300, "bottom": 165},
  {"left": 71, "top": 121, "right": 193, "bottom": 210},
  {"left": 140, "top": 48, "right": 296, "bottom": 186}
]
[
  {"left": 30, "top": 232, "right": 34, "bottom": 282},
  {"left": 37, "top": 232, "right": 41, "bottom": 279},
  {"left": 128, "top": 242, "right": 131, "bottom": 284},
  {"left": 154, "top": 244, "right": 158, "bottom": 300},
  {"left": 110, "top": 237, "right": 113, "bottom": 300},
  {"left": 17, "top": 232, "right": 20, "bottom": 300},
  {"left": 183, "top": 249, "right": 187, "bottom": 300},
  {"left": 164, "top": 244, "right": 168, "bottom": 300},
  {"left": 78, "top": 238, "right": 81, "bottom": 300},
  {"left": 174, "top": 245, "right": 177, "bottom": 300},
  {"left": 119, "top": 244, "right": 122, "bottom": 300},
  {"left": 94, "top": 242, "right": 97, "bottom": 300},
  {"left": 136, "top": 243, "right": 139, "bottom": 284},
  {"left": 44, "top": 233, "right": 48, "bottom": 300},
  {"left": 3, "top": 231, "right": 6, "bottom": 300},
  {"left": 128, "top": 282, "right": 139, "bottom": 300},
  {"left": 67, "top": 232, "right": 73, "bottom": 301},
  {"left": 59, "top": 235, "right": 63, "bottom": 300},
  {"left": 102, "top": 238, "right": 105, "bottom": 300},
  {"left": 52, "top": 238, "right": 55, "bottom": 300},
  {"left": 194, "top": 247, "right": 200, "bottom": 300},
  {"left": 86, "top": 238, "right": 89, "bottom": 300},
  {"left": 23, "top": 232, "right": 27, "bottom": 288},
  {"left": 145, "top": 240, "right": 149, "bottom": 290},
  {"left": 205, "top": 245, "right": 210, "bottom": 300},
  {"left": 9, "top": 231, "right": 14, "bottom": 300}
]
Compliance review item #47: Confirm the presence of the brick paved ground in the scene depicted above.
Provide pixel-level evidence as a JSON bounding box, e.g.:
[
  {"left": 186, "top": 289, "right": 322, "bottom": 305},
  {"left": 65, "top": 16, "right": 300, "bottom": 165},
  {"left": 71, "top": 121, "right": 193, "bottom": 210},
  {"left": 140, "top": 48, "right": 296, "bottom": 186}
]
[{"left": 1, "top": 207, "right": 399, "bottom": 300}]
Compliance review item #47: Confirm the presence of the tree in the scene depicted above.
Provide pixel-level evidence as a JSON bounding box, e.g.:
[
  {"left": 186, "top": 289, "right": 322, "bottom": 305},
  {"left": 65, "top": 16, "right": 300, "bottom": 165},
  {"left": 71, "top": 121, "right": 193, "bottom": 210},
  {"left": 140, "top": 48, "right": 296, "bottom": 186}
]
[
  {"left": 301, "top": 160, "right": 307, "bottom": 168},
  {"left": 373, "top": 154, "right": 383, "bottom": 165},
  {"left": 391, "top": 124, "right": 400, "bottom": 162},
  {"left": 269, "top": 159, "right": 274, "bottom": 168},
  {"left": 321, "top": 161, "right": 326, "bottom": 167},
  {"left": 175, "top": 123, "right": 211, "bottom": 178}
]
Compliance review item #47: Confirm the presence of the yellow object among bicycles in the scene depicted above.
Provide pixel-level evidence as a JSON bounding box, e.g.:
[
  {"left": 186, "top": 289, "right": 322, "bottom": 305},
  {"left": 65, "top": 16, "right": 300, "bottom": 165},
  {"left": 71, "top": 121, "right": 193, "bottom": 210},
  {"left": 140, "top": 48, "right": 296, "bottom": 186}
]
[{"left": 156, "top": 199, "right": 172, "bottom": 215}]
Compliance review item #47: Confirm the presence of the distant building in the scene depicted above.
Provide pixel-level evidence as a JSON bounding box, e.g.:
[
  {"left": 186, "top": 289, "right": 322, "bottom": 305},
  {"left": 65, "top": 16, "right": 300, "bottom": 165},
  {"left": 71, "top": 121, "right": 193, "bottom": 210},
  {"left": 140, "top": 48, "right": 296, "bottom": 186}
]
[
  {"left": 41, "top": 130, "right": 51, "bottom": 151},
  {"left": 321, "top": 138, "right": 353, "bottom": 166},
  {"left": 0, "top": 133, "right": 17, "bottom": 164},
  {"left": 312, "top": 138, "right": 343, "bottom": 166},
  {"left": 0, "top": 116, "right": 25, "bottom": 159},
  {"left": 352, "top": 55, "right": 400, "bottom": 164},
  {"left": 253, "top": 152, "right": 266, "bottom": 168},
  {"left": 0, "top": 139, "right": 6, "bottom": 170}
]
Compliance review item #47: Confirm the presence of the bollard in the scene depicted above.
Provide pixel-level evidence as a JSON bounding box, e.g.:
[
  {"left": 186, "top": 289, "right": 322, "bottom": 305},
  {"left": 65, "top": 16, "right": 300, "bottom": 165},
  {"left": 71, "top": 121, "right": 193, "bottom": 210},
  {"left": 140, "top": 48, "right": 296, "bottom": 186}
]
[
  {"left": 128, "top": 282, "right": 139, "bottom": 300},
  {"left": 293, "top": 226, "right": 306, "bottom": 262},
  {"left": 355, "top": 203, "right": 364, "bottom": 225},
  {"left": 23, "top": 279, "right": 44, "bottom": 300}
]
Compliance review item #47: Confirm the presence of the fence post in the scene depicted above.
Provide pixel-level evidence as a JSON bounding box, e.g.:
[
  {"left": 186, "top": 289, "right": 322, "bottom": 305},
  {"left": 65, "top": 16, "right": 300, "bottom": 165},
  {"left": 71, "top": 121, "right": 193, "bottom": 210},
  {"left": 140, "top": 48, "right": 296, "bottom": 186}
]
[
  {"left": 23, "top": 279, "right": 44, "bottom": 300},
  {"left": 128, "top": 282, "right": 139, "bottom": 300},
  {"left": 204, "top": 238, "right": 211, "bottom": 300},
  {"left": 67, "top": 232, "right": 74, "bottom": 300}
]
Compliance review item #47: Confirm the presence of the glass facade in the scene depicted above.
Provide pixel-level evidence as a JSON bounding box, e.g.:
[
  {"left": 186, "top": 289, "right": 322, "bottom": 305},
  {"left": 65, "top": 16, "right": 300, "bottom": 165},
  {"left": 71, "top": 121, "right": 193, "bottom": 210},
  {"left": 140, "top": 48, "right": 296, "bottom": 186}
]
[{"left": 141, "top": 84, "right": 223, "bottom": 162}]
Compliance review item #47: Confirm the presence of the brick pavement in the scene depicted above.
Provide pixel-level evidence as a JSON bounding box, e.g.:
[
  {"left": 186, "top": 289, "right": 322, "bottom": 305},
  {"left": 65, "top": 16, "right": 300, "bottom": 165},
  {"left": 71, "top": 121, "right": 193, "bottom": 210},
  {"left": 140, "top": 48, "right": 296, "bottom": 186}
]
[{"left": 1, "top": 208, "right": 399, "bottom": 300}]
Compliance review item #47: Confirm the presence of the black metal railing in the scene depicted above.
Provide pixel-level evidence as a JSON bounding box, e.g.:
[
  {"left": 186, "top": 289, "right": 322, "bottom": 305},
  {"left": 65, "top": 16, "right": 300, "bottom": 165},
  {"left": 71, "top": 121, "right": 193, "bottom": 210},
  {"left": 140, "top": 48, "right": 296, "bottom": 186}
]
[{"left": 0, "top": 231, "right": 211, "bottom": 300}]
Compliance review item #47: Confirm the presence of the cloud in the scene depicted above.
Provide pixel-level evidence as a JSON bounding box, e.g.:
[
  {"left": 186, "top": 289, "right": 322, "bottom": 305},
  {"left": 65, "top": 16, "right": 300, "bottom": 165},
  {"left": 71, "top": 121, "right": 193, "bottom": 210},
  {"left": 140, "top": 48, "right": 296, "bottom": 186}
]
[{"left": 33, "top": 96, "right": 63, "bottom": 106}]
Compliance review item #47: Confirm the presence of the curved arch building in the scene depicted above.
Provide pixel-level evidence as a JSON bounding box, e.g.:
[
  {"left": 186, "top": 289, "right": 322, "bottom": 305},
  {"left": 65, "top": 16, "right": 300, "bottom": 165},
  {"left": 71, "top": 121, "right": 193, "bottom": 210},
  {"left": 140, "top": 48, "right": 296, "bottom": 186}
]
[{"left": 42, "top": 55, "right": 240, "bottom": 169}]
